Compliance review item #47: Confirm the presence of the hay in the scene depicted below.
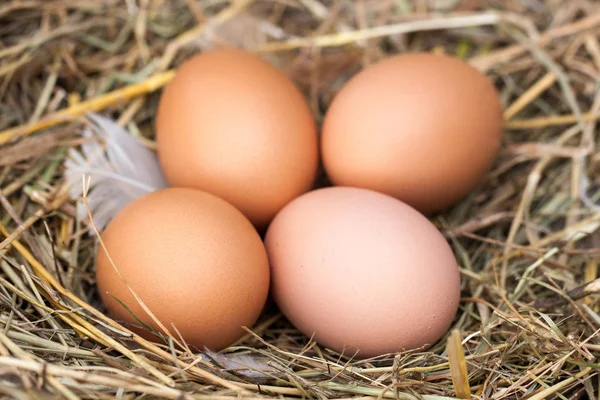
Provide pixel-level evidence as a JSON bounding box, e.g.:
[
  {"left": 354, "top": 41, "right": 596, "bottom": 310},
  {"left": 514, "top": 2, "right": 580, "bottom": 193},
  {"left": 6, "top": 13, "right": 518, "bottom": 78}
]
[{"left": 1, "top": 0, "right": 600, "bottom": 398}]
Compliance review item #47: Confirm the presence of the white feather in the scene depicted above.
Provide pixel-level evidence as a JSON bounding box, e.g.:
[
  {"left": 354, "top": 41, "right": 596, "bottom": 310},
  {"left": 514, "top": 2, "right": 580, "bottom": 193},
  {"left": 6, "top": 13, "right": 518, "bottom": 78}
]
[
  {"left": 202, "top": 349, "right": 278, "bottom": 381},
  {"left": 63, "top": 113, "right": 168, "bottom": 230}
]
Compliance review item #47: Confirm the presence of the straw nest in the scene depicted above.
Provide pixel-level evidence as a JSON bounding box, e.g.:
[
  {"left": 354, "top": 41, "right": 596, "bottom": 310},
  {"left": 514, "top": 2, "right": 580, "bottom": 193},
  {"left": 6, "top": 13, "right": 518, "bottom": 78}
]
[{"left": 2, "top": 1, "right": 600, "bottom": 399}]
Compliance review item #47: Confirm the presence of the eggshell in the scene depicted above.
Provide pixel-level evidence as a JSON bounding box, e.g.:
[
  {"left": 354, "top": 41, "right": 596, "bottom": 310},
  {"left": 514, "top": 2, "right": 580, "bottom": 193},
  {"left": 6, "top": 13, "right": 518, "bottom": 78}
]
[
  {"left": 95, "top": 187, "right": 270, "bottom": 351},
  {"left": 321, "top": 52, "right": 504, "bottom": 215},
  {"left": 156, "top": 48, "right": 319, "bottom": 230},
  {"left": 264, "top": 186, "right": 461, "bottom": 358}
]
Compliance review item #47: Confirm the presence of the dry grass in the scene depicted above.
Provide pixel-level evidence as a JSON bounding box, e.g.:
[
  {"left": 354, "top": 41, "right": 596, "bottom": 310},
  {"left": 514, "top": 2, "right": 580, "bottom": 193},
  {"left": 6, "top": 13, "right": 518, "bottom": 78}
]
[{"left": 1, "top": 0, "right": 600, "bottom": 399}]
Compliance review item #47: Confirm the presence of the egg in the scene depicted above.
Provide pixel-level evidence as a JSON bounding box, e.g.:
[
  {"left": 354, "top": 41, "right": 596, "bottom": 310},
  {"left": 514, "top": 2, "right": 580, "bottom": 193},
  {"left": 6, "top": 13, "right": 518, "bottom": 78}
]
[
  {"left": 264, "top": 187, "right": 461, "bottom": 358},
  {"left": 95, "top": 187, "right": 270, "bottom": 351},
  {"left": 155, "top": 48, "right": 319, "bottom": 230},
  {"left": 321, "top": 52, "right": 503, "bottom": 215}
]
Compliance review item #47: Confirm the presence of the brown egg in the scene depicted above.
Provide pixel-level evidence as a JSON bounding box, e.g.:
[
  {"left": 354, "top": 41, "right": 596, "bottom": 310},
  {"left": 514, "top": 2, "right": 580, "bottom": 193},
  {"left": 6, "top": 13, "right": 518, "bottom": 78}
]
[
  {"left": 95, "top": 187, "right": 270, "bottom": 351},
  {"left": 156, "top": 48, "right": 319, "bottom": 230},
  {"left": 321, "top": 52, "right": 503, "bottom": 215},
  {"left": 265, "top": 187, "right": 461, "bottom": 358}
]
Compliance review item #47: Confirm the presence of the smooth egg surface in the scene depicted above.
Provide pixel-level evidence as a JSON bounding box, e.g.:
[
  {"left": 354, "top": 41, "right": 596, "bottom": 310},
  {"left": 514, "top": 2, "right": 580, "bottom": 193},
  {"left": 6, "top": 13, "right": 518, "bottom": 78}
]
[
  {"left": 156, "top": 48, "right": 319, "bottom": 230},
  {"left": 264, "top": 186, "right": 461, "bottom": 358},
  {"left": 321, "top": 52, "right": 504, "bottom": 215},
  {"left": 95, "top": 187, "right": 270, "bottom": 351}
]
